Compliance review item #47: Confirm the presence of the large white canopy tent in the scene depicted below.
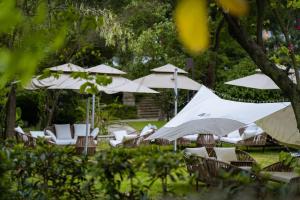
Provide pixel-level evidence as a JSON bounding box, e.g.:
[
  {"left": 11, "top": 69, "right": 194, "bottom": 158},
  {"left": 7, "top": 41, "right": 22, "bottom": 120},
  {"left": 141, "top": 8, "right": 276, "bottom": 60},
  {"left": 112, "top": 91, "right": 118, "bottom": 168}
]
[{"left": 147, "top": 85, "right": 290, "bottom": 141}]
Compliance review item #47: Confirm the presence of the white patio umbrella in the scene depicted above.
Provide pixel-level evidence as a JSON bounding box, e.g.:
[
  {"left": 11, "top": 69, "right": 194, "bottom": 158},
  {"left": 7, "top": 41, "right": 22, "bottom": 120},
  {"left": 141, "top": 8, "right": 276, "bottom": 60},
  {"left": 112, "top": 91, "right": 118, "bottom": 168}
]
[
  {"left": 86, "top": 64, "right": 158, "bottom": 128},
  {"left": 134, "top": 64, "right": 201, "bottom": 90},
  {"left": 225, "top": 65, "right": 297, "bottom": 90},
  {"left": 134, "top": 63, "right": 201, "bottom": 151},
  {"left": 225, "top": 73, "right": 280, "bottom": 90}
]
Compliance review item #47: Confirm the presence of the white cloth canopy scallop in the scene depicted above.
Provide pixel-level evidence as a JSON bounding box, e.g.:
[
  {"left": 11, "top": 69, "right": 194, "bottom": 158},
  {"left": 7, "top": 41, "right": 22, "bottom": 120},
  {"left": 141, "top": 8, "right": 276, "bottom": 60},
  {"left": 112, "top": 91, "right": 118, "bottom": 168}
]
[{"left": 147, "top": 85, "right": 290, "bottom": 141}]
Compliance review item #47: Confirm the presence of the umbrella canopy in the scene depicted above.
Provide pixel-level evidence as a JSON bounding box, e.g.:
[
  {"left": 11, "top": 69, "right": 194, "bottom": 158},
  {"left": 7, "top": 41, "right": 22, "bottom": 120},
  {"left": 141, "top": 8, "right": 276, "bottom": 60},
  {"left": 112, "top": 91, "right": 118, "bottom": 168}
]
[
  {"left": 28, "top": 74, "right": 158, "bottom": 94},
  {"left": 49, "top": 63, "right": 85, "bottom": 73},
  {"left": 151, "top": 63, "right": 188, "bottom": 74},
  {"left": 134, "top": 73, "right": 200, "bottom": 90},
  {"left": 225, "top": 64, "right": 297, "bottom": 90},
  {"left": 134, "top": 64, "right": 201, "bottom": 90},
  {"left": 256, "top": 105, "right": 300, "bottom": 147},
  {"left": 225, "top": 73, "right": 280, "bottom": 90},
  {"left": 147, "top": 85, "right": 290, "bottom": 141},
  {"left": 87, "top": 64, "right": 126, "bottom": 75}
]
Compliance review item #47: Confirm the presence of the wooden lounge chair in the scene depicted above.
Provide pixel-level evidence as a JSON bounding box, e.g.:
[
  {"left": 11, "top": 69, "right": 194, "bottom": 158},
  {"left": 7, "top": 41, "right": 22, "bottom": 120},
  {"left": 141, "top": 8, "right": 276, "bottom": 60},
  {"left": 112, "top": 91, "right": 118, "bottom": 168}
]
[
  {"left": 15, "top": 127, "right": 54, "bottom": 147},
  {"left": 184, "top": 147, "right": 258, "bottom": 189},
  {"left": 262, "top": 159, "right": 300, "bottom": 184}
]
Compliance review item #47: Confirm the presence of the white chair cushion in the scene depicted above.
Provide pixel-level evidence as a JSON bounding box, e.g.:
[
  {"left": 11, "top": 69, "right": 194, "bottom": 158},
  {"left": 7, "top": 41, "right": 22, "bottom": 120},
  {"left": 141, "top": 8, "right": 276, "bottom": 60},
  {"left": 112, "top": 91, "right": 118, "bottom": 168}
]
[
  {"left": 261, "top": 171, "right": 299, "bottom": 183},
  {"left": 55, "top": 124, "right": 72, "bottom": 140},
  {"left": 74, "top": 124, "right": 90, "bottom": 137},
  {"left": 184, "top": 147, "right": 209, "bottom": 158},
  {"left": 55, "top": 139, "right": 76, "bottom": 145},
  {"left": 123, "top": 134, "right": 138, "bottom": 142},
  {"left": 241, "top": 130, "right": 257, "bottom": 140},
  {"left": 15, "top": 126, "right": 25, "bottom": 134},
  {"left": 182, "top": 134, "right": 198, "bottom": 141},
  {"left": 220, "top": 137, "right": 242, "bottom": 144},
  {"left": 113, "top": 130, "right": 128, "bottom": 141},
  {"left": 45, "top": 130, "right": 57, "bottom": 142},
  {"left": 91, "top": 128, "right": 99, "bottom": 138},
  {"left": 214, "top": 147, "right": 238, "bottom": 163},
  {"left": 140, "top": 129, "right": 153, "bottom": 137},
  {"left": 30, "top": 131, "right": 45, "bottom": 138},
  {"left": 227, "top": 130, "right": 241, "bottom": 138},
  {"left": 109, "top": 140, "right": 122, "bottom": 147}
]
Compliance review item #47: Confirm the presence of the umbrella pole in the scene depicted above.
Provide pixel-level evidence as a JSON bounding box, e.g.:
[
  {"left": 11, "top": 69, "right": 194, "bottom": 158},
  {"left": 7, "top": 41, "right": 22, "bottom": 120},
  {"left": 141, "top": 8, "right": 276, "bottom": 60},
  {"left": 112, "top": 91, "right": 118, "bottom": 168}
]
[
  {"left": 174, "top": 68, "right": 178, "bottom": 152},
  {"left": 84, "top": 97, "right": 90, "bottom": 155},
  {"left": 91, "top": 94, "right": 95, "bottom": 129}
]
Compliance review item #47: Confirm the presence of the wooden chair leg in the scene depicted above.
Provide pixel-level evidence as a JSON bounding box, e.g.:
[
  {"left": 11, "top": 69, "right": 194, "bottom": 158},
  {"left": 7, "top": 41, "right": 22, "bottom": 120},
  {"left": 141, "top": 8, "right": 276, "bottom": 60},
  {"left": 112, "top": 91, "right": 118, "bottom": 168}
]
[{"left": 196, "top": 180, "right": 199, "bottom": 191}]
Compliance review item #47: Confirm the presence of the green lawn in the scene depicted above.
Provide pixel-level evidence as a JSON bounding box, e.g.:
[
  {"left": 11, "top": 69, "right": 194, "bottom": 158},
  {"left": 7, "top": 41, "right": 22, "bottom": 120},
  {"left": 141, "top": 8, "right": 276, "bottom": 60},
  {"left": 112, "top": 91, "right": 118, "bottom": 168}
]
[
  {"left": 126, "top": 120, "right": 167, "bottom": 131},
  {"left": 99, "top": 120, "right": 282, "bottom": 198}
]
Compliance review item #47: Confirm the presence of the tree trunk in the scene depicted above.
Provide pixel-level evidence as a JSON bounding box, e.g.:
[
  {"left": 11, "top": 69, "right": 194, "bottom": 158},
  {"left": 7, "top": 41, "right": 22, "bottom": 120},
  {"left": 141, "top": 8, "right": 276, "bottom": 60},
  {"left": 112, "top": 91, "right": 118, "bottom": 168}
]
[
  {"left": 5, "top": 84, "right": 16, "bottom": 138},
  {"left": 224, "top": 14, "right": 300, "bottom": 130},
  {"left": 46, "top": 91, "right": 60, "bottom": 127}
]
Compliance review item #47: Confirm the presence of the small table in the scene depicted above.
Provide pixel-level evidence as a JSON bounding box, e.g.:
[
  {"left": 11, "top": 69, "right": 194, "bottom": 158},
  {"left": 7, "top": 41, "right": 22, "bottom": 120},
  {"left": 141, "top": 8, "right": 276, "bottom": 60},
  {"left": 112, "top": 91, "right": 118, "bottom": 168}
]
[{"left": 76, "top": 136, "right": 96, "bottom": 155}]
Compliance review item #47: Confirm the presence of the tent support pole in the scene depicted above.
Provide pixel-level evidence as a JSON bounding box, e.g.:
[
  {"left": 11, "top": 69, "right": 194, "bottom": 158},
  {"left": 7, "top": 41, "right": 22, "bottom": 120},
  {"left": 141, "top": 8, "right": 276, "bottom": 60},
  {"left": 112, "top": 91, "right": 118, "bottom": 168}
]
[
  {"left": 174, "top": 68, "right": 178, "bottom": 152},
  {"left": 84, "top": 97, "right": 90, "bottom": 156},
  {"left": 91, "top": 94, "right": 95, "bottom": 129}
]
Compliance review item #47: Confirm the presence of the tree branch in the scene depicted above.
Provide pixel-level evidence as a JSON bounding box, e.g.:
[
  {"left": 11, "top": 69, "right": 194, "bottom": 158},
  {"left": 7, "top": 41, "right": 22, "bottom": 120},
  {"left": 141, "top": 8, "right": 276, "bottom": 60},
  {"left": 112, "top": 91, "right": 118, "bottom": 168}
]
[
  {"left": 267, "top": 0, "right": 300, "bottom": 88},
  {"left": 223, "top": 14, "right": 295, "bottom": 98},
  {"left": 256, "top": 0, "right": 265, "bottom": 48}
]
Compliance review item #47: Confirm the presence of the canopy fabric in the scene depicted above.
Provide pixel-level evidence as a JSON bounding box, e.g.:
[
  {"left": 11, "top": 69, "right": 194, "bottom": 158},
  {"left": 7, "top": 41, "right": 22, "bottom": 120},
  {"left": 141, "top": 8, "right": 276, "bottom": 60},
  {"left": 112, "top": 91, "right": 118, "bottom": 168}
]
[
  {"left": 87, "top": 64, "right": 126, "bottom": 75},
  {"left": 147, "top": 85, "right": 290, "bottom": 141},
  {"left": 49, "top": 63, "right": 85, "bottom": 72},
  {"left": 225, "top": 73, "right": 280, "bottom": 90},
  {"left": 256, "top": 105, "right": 300, "bottom": 147},
  {"left": 134, "top": 73, "right": 201, "bottom": 90},
  {"left": 225, "top": 72, "right": 297, "bottom": 90},
  {"left": 27, "top": 74, "right": 158, "bottom": 94},
  {"left": 151, "top": 63, "right": 187, "bottom": 74}
]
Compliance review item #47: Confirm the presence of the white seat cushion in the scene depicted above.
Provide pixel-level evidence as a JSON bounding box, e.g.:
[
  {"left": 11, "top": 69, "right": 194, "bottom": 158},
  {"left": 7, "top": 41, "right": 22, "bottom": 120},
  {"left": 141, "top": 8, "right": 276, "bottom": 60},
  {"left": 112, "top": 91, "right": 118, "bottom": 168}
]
[
  {"left": 123, "top": 134, "right": 138, "bottom": 142},
  {"left": 140, "top": 129, "right": 154, "bottom": 137},
  {"left": 109, "top": 140, "right": 122, "bottom": 147},
  {"left": 45, "top": 130, "right": 57, "bottom": 142},
  {"left": 261, "top": 171, "right": 299, "bottom": 183},
  {"left": 74, "top": 124, "right": 90, "bottom": 136},
  {"left": 182, "top": 134, "right": 198, "bottom": 141},
  {"left": 55, "top": 139, "right": 76, "bottom": 145},
  {"left": 15, "top": 126, "right": 25, "bottom": 134},
  {"left": 184, "top": 147, "right": 209, "bottom": 158},
  {"left": 241, "top": 130, "right": 257, "bottom": 140},
  {"left": 91, "top": 128, "right": 99, "bottom": 138},
  {"left": 30, "top": 131, "right": 45, "bottom": 138},
  {"left": 113, "top": 130, "right": 128, "bottom": 141},
  {"left": 55, "top": 124, "right": 72, "bottom": 140},
  {"left": 220, "top": 137, "right": 242, "bottom": 144},
  {"left": 227, "top": 130, "right": 241, "bottom": 138},
  {"left": 214, "top": 147, "right": 238, "bottom": 163}
]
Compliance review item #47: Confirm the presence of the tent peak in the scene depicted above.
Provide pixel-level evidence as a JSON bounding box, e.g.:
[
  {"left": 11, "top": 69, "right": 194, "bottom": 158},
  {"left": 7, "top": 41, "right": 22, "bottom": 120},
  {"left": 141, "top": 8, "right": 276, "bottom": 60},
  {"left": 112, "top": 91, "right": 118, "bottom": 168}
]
[
  {"left": 87, "top": 64, "right": 126, "bottom": 75},
  {"left": 151, "top": 64, "right": 188, "bottom": 74}
]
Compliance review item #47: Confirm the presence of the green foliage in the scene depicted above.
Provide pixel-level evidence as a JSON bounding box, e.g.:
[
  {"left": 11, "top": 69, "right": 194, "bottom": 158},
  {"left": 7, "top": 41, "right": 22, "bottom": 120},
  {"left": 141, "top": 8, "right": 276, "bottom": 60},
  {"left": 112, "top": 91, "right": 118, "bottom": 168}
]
[{"left": 0, "top": 139, "right": 94, "bottom": 199}]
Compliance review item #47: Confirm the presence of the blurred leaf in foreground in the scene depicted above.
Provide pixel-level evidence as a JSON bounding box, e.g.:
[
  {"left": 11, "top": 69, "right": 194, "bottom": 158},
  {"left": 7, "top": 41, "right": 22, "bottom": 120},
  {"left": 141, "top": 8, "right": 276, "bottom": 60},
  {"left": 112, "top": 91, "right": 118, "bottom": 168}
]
[
  {"left": 217, "top": 0, "right": 249, "bottom": 16},
  {"left": 175, "top": 0, "right": 209, "bottom": 54}
]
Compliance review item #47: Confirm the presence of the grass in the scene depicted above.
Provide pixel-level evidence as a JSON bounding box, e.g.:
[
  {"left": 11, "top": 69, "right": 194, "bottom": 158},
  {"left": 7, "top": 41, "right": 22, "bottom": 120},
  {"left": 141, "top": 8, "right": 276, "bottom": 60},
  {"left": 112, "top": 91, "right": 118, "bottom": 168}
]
[
  {"left": 126, "top": 120, "right": 167, "bottom": 131},
  {"left": 97, "top": 120, "right": 284, "bottom": 198}
]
